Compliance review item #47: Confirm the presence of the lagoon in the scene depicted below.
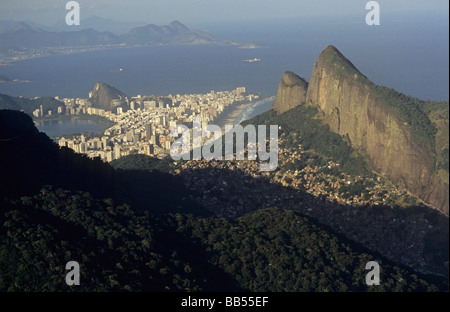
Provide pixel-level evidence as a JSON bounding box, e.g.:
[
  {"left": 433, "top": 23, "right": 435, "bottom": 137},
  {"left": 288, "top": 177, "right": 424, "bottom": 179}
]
[{"left": 35, "top": 118, "right": 107, "bottom": 138}]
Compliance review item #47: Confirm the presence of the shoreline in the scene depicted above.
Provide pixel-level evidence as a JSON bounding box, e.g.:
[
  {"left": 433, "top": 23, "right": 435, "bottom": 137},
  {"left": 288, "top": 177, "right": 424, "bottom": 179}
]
[
  {"left": 0, "top": 42, "right": 222, "bottom": 66},
  {"left": 214, "top": 101, "right": 255, "bottom": 131}
]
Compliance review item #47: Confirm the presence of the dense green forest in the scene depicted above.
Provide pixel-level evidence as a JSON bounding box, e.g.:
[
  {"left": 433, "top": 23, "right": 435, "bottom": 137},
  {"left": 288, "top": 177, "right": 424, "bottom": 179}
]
[
  {"left": 0, "top": 187, "right": 234, "bottom": 292},
  {"left": 0, "top": 110, "right": 448, "bottom": 292},
  {"left": 0, "top": 188, "right": 446, "bottom": 292}
]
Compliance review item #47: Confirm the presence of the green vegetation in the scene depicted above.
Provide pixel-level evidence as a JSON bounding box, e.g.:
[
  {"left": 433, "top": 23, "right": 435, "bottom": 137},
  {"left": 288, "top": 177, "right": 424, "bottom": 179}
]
[
  {"left": 320, "top": 47, "right": 369, "bottom": 85},
  {"left": 243, "top": 105, "right": 371, "bottom": 176},
  {"left": 172, "top": 208, "right": 444, "bottom": 292},
  {"left": 439, "top": 149, "right": 449, "bottom": 172},
  {"left": 0, "top": 187, "right": 232, "bottom": 292},
  {"left": 15, "top": 96, "right": 65, "bottom": 116},
  {"left": 421, "top": 100, "right": 449, "bottom": 116},
  {"left": 0, "top": 110, "right": 447, "bottom": 292},
  {"left": 424, "top": 101, "right": 449, "bottom": 176},
  {"left": 370, "top": 85, "right": 437, "bottom": 146},
  {"left": 281, "top": 71, "right": 309, "bottom": 88},
  {"left": 0, "top": 189, "right": 445, "bottom": 292}
]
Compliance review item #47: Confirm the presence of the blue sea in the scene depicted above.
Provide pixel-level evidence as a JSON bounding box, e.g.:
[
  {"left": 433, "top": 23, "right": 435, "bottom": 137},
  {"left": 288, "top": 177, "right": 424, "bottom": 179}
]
[{"left": 0, "top": 13, "right": 448, "bottom": 101}]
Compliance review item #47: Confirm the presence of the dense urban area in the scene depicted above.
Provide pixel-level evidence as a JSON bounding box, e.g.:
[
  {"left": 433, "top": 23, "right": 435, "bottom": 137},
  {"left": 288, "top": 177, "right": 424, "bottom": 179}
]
[{"left": 52, "top": 87, "right": 253, "bottom": 161}]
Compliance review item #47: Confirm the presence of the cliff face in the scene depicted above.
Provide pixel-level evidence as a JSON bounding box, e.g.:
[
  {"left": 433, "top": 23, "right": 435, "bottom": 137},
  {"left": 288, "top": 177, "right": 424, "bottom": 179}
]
[
  {"left": 303, "top": 45, "right": 448, "bottom": 214},
  {"left": 271, "top": 71, "right": 308, "bottom": 114}
]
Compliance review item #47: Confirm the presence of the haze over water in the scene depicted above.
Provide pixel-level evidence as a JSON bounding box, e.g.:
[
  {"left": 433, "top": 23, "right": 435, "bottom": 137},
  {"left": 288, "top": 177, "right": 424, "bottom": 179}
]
[{"left": 0, "top": 12, "right": 448, "bottom": 101}]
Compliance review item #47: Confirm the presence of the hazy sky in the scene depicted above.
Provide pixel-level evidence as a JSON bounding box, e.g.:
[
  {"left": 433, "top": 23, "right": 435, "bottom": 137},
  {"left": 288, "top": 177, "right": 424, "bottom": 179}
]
[{"left": 0, "top": 0, "right": 448, "bottom": 26}]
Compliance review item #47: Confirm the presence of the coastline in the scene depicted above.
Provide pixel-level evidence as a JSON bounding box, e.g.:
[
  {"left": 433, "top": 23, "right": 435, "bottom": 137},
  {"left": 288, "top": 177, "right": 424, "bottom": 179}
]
[
  {"left": 214, "top": 101, "right": 254, "bottom": 131},
  {"left": 0, "top": 42, "right": 220, "bottom": 66},
  {"left": 213, "top": 96, "right": 275, "bottom": 131}
]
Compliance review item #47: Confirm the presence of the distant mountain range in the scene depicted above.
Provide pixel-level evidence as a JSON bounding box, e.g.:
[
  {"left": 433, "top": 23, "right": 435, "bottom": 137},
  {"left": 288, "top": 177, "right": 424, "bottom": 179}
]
[
  {"left": 0, "top": 19, "right": 215, "bottom": 51},
  {"left": 0, "top": 16, "right": 146, "bottom": 34}
]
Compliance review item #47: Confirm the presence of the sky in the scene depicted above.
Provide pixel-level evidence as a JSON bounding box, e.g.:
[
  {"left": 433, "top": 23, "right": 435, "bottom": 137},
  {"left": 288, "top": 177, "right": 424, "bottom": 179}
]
[{"left": 0, "top": 0, "right": 448, "bottom": 26}]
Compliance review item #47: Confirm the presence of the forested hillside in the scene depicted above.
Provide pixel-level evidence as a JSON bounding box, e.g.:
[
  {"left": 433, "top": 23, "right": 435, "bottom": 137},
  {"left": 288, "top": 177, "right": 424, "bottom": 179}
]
[
  {"left": 0, "top": 188, "right": 446, "bottom": 292},
  {"left": 0, "top": 109, "right": 447, "bottom": 292}
]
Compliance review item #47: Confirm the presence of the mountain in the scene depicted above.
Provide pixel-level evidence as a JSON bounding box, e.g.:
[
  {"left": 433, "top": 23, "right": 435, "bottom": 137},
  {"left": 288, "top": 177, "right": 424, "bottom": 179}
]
[
  {"left": 0, "top": 20, "right": 214, "bottom": 51},
  {"left": 0, "top": 93, "right": 65, "bottom": 115},
  {"left": 121, "top": 20, "right": 214, "bottom": 45},
  {"left": 271, "top": 45, "right": 449, "bottom": 215},
  {"left": 0, "top": 109, "right": 206, "bottom": 216},
  {"left": 0, "top": 82, "right": 128, "bottom": 115},
  {"left": 49, "top": 15, "right": 147, "bottom": 35},
  {"left": 89, "top": 82, "right": 128, "bottom": 112},
  {"left": 0, "top": 24, "right": 120, "bottom": 50},
  {"left": 271, "top": 71, "right": 308, "bottom": 114}
]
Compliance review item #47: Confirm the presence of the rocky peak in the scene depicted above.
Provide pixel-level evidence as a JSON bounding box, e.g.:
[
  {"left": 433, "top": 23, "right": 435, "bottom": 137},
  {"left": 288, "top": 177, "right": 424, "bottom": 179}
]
[
  {"left": 271, "top": 45, "right": 449, "bottom": 214},
  {"left": 169, "top": 20, "right": 189, "bottom": 33},
  {"left": 89, "top": 82, "right": 128, "bottom": 112},
  {"left": 271, "top": 71, "right": 308, "bottom": 114},
  {"left": 314, "top": 45, "right": 369, "bottom": 84}
]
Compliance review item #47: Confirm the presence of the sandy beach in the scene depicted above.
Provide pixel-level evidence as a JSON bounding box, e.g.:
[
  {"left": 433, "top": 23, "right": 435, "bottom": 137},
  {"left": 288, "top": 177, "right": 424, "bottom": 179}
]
[{"left": 214, "top": 101, "right": 254, "bottom": 131}]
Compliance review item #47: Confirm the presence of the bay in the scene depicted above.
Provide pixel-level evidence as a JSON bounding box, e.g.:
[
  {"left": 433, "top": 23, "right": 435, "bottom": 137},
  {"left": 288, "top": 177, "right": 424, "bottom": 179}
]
[{"left": 0, "top": 13, "right": 448, "bottom": 101}]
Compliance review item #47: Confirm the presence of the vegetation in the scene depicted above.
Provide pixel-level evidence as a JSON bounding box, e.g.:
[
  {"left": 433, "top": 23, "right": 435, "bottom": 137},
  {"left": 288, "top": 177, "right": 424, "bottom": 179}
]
[
  {"left": 0, "top": 189, "right": 446, "bottom": 292},
  {"left": 0, "top": 110, "right": 447, "bottom": 292},
  {"left": 320, "top": 46, "right": 369, "bottom": 85},
  {"left": 281, "top": 71, "right": 308, "bottom": 88},
  {"left": 0, "top": 188, "right": 234, "bottom": 292},
  {"left": 243, "top": 105, "right": 371, "bottom": 176},
  {"left": 14, "top": 96, "right": 65, "bottom": 116},
  {"left": 370, "top": 85, "right": 437, "bottom": 146},
  {"left": 174, "top": 208, "right": 446, "bottom": 292}
]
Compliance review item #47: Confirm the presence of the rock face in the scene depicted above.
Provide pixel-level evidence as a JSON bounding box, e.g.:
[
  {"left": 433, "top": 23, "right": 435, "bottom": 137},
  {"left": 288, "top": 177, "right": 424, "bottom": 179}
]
[
  {"left": 275, "top": 45, "right": 449, "bottom": 215},
  {"left": 272, "top": 71, "right": 308, "bottom": 114},
  {"left": 89, "top": 82, "right": 128, "bottom": 112}
]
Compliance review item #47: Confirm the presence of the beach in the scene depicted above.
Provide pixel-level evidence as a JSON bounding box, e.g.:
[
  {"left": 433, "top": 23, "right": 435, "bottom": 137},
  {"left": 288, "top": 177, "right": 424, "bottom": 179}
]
[
  {"left": 213, "top": 96, "right": 275, "bottom": 132},
  {"left": 214, "top": 101, "right": 254, "bottom": 131}
]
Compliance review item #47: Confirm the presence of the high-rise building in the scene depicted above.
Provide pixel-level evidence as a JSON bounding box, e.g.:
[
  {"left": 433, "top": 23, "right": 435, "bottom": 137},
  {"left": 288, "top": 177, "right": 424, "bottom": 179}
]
[
  {"left": 126, "top": 129, "right": 134, "bottom": 142},
  {"left": 80, "top": 142, "right": 87, "bottom": 153},
  {"left": 145, "top": 124, "right": 153, "bottom": 141},
  {"left": 236, "top": 87, "right": 246, "bottom": 96},
  {"left": 106, "top": 151, "right": 113, "bottom": 162},
  {"left": 101, "top": 137, "right": 109, "bottom": 149},
  {"left": 114, "top": 144, "right": 121, "bottom": 159}
]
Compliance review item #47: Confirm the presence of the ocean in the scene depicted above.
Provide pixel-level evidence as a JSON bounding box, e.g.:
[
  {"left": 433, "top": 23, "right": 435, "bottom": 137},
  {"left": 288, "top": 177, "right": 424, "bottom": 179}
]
[{"left": 0, "top": 13, "right": 448, "bottom": 102}]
